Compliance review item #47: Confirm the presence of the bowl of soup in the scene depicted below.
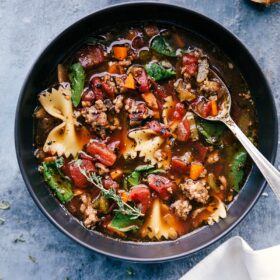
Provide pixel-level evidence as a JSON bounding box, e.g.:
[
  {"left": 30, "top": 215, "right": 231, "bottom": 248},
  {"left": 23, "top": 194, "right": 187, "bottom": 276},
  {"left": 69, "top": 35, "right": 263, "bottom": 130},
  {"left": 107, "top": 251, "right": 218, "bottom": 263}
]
[{"left": 15, "top": 2, "right": 278, "bottom": 261}]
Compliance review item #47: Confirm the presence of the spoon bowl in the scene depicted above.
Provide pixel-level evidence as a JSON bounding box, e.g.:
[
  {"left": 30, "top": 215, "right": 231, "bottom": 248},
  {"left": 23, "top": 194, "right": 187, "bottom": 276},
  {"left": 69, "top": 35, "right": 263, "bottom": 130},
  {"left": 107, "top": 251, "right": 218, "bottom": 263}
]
[{"left": 191, "top": 69, "right": 280, "bottom": 201}]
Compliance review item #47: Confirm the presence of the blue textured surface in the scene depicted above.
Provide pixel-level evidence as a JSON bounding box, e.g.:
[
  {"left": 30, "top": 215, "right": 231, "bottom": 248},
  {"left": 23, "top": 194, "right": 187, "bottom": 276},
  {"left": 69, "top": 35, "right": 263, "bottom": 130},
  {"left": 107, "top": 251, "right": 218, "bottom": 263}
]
[{"left": 1, "top": 0, "right": 280, "bottom": 279}]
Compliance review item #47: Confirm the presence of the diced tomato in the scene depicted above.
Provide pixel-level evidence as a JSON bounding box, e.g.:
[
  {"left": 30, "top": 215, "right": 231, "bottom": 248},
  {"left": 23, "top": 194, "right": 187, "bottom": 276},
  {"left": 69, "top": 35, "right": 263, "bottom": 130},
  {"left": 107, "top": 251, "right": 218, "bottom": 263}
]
[
  {"left": 64, "top": 159, "right": 95, "bottom": 188},
  {"left": 173, "top": 103, "right": 186, "bottom": 121},
  {"left": 129, "top": 184, "right": 151, "bottom": 214},
  {"left": 191, "top": 98, "right": 212, "bottom": 118},
  {"left": 201, "top": 101, "right": 212, "bottom": 118},
  {"left": 79, "top": 151, "right": 94, "bottom": 161},
  {"left": 147, "top": 120, "right": 171, "bottom": 138},
  {"left": 86, "top": 77, "right": 104, "bottom": 101},
  {"left": 82, "top": 87, "right": 96, "bottom": 102},
  {"left": 101, "top": 80, "right": 116, "bottom": 98},
  {"left": 176, "top": 119, "right": 190, "bottom": 142},
  {"left": 89, "top": 77, "right": 116, "bottom": 100},
  {"left": 171, "top": 157, "right": 189, "bottom": 173},
  {"left": 86, "top": 141, "right": 117, "bottom": 167},
  {"left": 130, "top": 67, "right": 150, "bottom": 92},
  {"left": 77, "top": 45, "right": 104, "bottom": 69},
  {"left": 132, "top": 36, "right": 145, "bottom": 49},
  {"left": 192, "top": 142, "right": 208, "bottom": 162},
  {"left": 182, "top": 54, "right": 198, "bottom": 75},
  {"left": 103, "top": 175, "right": 119, "bottom": 190},
  {"left": 150, "top": 80, "right": 167, "bottom": 101},
  {"left": 147, "top": 175, "right": 176, "bottom": 200}
]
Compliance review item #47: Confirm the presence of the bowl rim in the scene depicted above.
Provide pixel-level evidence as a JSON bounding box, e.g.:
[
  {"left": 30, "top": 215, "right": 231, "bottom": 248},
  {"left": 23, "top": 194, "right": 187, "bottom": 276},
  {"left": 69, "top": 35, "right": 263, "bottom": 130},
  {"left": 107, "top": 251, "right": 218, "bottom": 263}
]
[{"left": 14, "top": 1, "right": 278, "bottom": 262}]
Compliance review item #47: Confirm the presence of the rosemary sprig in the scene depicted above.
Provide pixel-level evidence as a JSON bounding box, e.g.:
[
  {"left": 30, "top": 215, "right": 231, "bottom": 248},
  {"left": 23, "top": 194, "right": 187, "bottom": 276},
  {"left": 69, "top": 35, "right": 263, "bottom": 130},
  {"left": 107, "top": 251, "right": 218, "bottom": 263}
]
[{"left": 79, "top": 167, "right": 143, "bottom": 220}]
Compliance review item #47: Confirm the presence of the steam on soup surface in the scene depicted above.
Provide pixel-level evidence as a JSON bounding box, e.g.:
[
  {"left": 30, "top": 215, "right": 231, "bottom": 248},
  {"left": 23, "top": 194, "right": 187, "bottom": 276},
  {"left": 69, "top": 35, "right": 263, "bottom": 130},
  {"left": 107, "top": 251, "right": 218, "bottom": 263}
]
[{"left": 34, "top": 23, "right": 257, "bottom": 241}]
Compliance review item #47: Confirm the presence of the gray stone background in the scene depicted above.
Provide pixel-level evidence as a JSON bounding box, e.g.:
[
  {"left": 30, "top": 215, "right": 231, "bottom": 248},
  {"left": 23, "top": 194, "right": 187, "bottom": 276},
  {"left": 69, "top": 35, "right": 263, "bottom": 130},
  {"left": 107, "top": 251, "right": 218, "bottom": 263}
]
[{"left": 0, "top": 0, "right": 280, "bottom": 279}]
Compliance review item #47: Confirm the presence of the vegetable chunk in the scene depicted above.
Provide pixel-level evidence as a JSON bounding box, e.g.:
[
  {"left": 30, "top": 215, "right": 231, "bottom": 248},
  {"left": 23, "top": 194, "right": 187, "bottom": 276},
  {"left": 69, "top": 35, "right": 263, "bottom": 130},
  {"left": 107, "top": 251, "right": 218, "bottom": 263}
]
[{"left": 42, "top": 159, "right": 73, "bottom": 203}]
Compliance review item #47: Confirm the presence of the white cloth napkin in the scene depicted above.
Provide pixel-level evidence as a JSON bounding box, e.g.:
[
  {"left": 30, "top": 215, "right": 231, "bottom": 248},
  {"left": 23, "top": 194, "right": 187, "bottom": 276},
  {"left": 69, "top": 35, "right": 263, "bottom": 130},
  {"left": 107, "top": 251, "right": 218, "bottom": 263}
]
[{"left": 180, "top": 236, "right": 280, "bottom": 280}]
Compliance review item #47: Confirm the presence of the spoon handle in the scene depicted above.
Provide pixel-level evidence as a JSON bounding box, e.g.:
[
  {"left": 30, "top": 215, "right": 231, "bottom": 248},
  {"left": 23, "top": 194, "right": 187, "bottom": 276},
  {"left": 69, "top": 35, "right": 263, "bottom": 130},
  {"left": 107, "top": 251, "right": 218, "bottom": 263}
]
[{"left": 224, "top": 116, "right": 280, "bottom": 200}]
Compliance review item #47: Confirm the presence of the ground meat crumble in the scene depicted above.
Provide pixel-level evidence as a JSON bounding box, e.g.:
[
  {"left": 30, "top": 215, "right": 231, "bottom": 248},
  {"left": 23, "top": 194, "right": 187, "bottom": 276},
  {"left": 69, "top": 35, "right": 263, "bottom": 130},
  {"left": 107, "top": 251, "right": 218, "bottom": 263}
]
[
  {"left": 80, "top": 194, "right": 99, "bottom": 228},
  {"left": 180, "top": 179, "right": 209, "bottom": 204},
  {"left": 171, "top": 199, "right": 192, "bottom": 221}
]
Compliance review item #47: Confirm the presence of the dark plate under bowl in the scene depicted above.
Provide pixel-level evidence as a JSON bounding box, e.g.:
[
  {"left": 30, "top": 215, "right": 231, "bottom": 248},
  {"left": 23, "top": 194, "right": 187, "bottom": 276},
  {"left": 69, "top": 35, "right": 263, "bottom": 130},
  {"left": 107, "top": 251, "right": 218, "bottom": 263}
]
[{"left": 15, "top": 2, "right": 278, "bottom": 262}]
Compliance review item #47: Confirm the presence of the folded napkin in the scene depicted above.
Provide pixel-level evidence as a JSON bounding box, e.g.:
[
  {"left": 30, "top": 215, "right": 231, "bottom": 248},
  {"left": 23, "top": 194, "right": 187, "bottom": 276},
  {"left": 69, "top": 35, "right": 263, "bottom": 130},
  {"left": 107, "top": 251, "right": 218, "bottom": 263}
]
[{"left": 180, "top": 236, "right": 280, "bottom": 280}]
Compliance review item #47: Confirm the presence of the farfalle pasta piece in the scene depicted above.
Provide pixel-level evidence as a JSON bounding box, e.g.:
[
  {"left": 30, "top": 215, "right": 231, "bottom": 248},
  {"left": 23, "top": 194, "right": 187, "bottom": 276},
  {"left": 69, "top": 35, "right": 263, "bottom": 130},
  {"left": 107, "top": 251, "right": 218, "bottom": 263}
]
[
  {"left": 38, "top": 83, "right": 90, "bottom": 157},
  {"left": 122, "top": 136, "right": 137, "bottom": 160},
  {"left": 207, "top": 197, "right": 227, "bottom": 225},
  {"left": 128, "top": 128, "right": 166, "bottom": 168},
  {"left": 162, "top": 96, "right": 180, "bottom": 132},
  {"left": 122, "top": 124, "right": 137, "bottom": 160},
  {"left": 140, "top": 198, "right": 186, "bottom": 240}
]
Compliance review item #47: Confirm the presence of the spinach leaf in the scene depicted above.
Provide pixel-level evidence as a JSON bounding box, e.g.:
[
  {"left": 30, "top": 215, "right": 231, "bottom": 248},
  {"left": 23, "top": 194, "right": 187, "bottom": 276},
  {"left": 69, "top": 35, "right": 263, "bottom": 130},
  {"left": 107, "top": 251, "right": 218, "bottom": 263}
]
[
  {"left": 145, "top": 61, "right": 176, "bottom": 81},
  {"left": 69, "top": 63, "right": 85, "bottom": 107},
  {"left": 123, "top": 165, "right": 156, "bottom": 189},
  {"left": 229, "top": 150, "right": 248, "bottom": 192},
  {"left": 124, "top": 171, "right": 141, "bottom": 189},
  {"left": 42, "top": 158, "right": 73, "bottom": 203},
  {"left": 197, "top": 119, "right": 226, "bottom": 145},
  {"left": 151, "top": 36, "right": 176, "bottom": 57},
  {"left": 145, "top": 168, "right": 165, "bottom": 175},
  {"left": 110, "top": 213, "right": 140, "bottom": 232},
  {"left": 134, "top": 165, "right": 155, "bottom": 172}
]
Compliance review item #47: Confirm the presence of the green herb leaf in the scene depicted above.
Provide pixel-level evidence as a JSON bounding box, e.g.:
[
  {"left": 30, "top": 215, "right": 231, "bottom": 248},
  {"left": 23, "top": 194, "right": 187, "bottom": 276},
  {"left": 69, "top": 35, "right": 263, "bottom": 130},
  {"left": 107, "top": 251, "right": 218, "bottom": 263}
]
[
  {"left": 41, "top": 158, "right": 73, "bottom": 204},
  {"left": 151, "top": 36, "right": 176, "bottom": 57},
  {"left": 0, "top": 201, "right": 10, "bottom": 210},
  {"left": 134, "top": 165, "right": 155, "bottom": 172},
  {"left": 28, "top": 255, "right": 37, "bottom": 264},
  {"left": 79, "top": 168, "right": 143, "bottom": 220},
  {"left": 124, "top": 165, "right": 156, "bottom": 189},
  {"left": 14, "top": 234, "right": 26, "bottom": 243},
  {"left": 145, "top": 61, "right": 176, "bottom": 81},
  {"left": 145, "top": 168, "right": 165, "bottom": 175},
  {"left": 125, "top": 171, "right": 140, "bottom": 188},
  {"left": 197, "top": 118, "right": 226, "bottom": 145},
  {"left": 229, "top": 150, "right": 248, "bottom": 192},
  {"left": 111, "top": 213, "right": 140, "bottom": 232},
  {"left": 69, "top": 63, "right": 85, "bottom": 107}
]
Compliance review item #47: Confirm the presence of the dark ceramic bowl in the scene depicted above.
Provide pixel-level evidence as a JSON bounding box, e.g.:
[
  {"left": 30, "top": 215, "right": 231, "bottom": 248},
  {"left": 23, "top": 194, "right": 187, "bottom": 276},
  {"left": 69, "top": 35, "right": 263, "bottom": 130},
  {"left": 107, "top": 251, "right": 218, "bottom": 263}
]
[{"left": 15, "top": 2, "right": 278, "bottom": 262}]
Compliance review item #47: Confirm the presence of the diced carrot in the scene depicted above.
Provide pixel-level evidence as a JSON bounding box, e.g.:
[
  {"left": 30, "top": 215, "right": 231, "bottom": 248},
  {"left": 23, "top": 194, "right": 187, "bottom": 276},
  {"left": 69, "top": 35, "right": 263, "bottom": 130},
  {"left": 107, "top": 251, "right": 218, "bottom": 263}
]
[
  {"left": 120, "top": 192, "right": 129, "bottom": 203},
  {"left": 43, "top": 156, "right": 57, "bottom": 162},
  {"left": 74, "top": 188, "right": 84, "bottom": 196},
  {"left": 190, "top": 163, "right": 204, "bottom": 180},
  {"left": 153, "top": 110, "right": 160, "bottom": 119},
  {"left": 110, "top": 168, "right": 123, "bottom": 180},
  {"left": 108, "top": 63, "right": 119, "bottom": 74},
  {"left": 124, "top": 73, "right": 136, "bottom": 89},
  {"left": 113, "top": 46, "right": 128, "bottom": 60},
  {"left": 211, "top": 100, "right": 218, "bottom": 116},
  {"left": 141, "top": 92, "right": 158, "bottom": 110}
]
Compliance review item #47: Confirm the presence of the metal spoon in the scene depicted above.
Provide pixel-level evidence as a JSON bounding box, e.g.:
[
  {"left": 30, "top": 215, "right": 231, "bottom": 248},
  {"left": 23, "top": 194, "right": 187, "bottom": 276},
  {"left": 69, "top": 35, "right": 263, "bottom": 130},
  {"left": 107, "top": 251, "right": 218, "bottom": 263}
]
[{"left": 192, "top": 70, "right": 280, "bottom": 200}]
